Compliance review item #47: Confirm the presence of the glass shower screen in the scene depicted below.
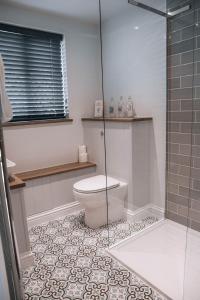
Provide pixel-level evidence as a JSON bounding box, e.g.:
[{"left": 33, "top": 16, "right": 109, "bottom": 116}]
[
  {"left": 100, "top": 0, "right": 199, "bottom": 299},
  {"left": 101, "top": 0, "right": 167, "bottom": 240}
]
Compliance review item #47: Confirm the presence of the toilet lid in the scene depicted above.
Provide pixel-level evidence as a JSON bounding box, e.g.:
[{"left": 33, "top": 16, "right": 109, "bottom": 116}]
[{"left": 73, "top": 175, "right": 120, "bottom": 194}]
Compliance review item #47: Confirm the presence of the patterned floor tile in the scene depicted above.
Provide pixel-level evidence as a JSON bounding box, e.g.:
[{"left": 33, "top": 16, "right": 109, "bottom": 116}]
[{"left": 22, "top": 211, "right": 168, "bottom": 300}]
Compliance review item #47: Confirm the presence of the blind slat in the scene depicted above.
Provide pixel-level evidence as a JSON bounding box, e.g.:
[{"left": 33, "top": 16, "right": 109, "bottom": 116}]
[
  {"left": 0, "top": 35, "right": 61, "bottom": 46},
  {"left": 3, "top": 57, "right": 61, "bottom": 64},
  {"left": 4, "top": 67, "right": 62, "bottom": 73},
  {"left": 2, "top": 53, "right": 62, "bottom": 62},
  {"left": 13, "top": 110, "right": 65, "bottom": 114},
  {"left": 8, "top": 95, "right": 64, "bottom": 99},
  {"left": 5, "top": 79, "right": 63, "bottom": 84},
  {"left": 5, "top": 71, "right": 62, "bottom": 76},
  {"left": 5, "top": 74, "right": 62, "bottom": 79},
  {"left": 10, "top": 99, "right": 64, "bottom": 106},
  {"left": 13, "top": 108, "right": 65, "bottom": 111},
  {"left": 0, "top": 42, "right": 61, "bottom": 52},
  {"left": 0, "top": 36, "right": 61, "bottom": 48},
  {"left": 0, "top": 40, "right": 60, "bottom": 55},
  {"left": 4, "top": 61, "right": 62, "bottom": 68},
  {"left": 13, "top": 104, "right": 65, "bottom": 108}
]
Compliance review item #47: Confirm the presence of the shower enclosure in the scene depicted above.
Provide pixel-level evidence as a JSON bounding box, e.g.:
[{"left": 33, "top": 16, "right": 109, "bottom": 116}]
[{"left": 101, "top": 0, "right": 200, "bottom": 299}]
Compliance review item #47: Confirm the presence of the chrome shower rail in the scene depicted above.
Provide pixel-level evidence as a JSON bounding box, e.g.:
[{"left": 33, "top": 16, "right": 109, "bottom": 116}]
[{"left": 128, "top": 0, "right": 192, "bottom": 18}]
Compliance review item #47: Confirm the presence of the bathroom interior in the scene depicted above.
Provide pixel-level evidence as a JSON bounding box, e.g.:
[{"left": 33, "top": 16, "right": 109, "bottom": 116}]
[{"left": 0, "top": 0, "right": 199, "bottom": 299}]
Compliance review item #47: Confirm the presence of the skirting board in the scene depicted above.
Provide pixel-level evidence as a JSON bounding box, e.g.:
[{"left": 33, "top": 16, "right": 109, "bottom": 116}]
[
  {"left": 20, "top": 251, "right": 34, "bottom": 270},
  {"left": 27, "top": 201, "right": 81, "bottom": 228},
  {"left": 27, "top": 202, "right": 164, "bottom": 229},
  {"left": 127, "top": 203, "right": 165, "bottom": 219}
]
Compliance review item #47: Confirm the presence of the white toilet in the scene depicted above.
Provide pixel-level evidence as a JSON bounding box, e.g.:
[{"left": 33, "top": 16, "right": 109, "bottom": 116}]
[{"left": 73, "top": 175, "right": 128, "bottom": 229}]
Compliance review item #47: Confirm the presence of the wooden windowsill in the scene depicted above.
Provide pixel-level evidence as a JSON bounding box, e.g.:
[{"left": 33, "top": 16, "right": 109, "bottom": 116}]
[
  {"left": 16, "top": 162, "right": 96, "bottom": 182},
  {"left": 3, "top": 118, "right": 73, "bottom": 127},
  {"left": 81, "top": 117, "right": 153, "bottom": 122},
  {"left": 9, "top": 175, "right": 26, "bottom": 190}
]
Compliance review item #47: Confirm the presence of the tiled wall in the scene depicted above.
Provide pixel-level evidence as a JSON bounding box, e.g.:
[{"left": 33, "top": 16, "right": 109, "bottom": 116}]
[{"left": 166, "top": 1, "right": 200, "bottom": 231}]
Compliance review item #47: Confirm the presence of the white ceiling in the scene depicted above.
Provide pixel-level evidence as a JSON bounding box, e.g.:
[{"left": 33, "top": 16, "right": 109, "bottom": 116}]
[
  {"left": 0, "top": 0, "right": 166, "bottom": 24},
  {"left": 0, "top": 0, "right": 127, "bottom": 24}
]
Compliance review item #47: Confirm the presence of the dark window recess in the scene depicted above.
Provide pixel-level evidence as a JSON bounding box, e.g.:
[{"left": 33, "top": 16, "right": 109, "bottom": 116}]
[{"left": 0, "top": 23, "right": 68, "bottom": 122}]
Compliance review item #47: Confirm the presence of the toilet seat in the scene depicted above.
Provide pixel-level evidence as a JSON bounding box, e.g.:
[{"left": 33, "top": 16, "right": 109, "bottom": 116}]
[{"left": 73, "top": 175, "right": 120, "bottom": 194}]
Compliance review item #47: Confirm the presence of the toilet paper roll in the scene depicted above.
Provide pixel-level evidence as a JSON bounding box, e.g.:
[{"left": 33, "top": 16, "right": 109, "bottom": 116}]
[
  {"left": 79, "top": 152, "right": 88, "bottom": 163},
  {"left": 79, "top": 145, "right": 87, "bottom": 154}
]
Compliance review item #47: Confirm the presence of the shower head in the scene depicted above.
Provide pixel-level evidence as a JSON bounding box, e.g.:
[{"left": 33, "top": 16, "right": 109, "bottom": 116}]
[
  {"left": 128, "top": 0, "right": 192, "bottom": 18},
  {"left": 128, "top": 0, "right": 167, "bottom": 17},
  {"left": 167, "top": 2, "right": 192, "bottom": 17}
]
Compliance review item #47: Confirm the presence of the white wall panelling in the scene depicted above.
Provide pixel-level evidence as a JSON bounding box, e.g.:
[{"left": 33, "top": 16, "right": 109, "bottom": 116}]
[
  {"left": 0, "top": 235, "right": 10, "bottom": 300},
  {"left": 11, "top": 188, "right": 34, "bottom": 269},
  {"left": 83, "top": 120, "right": 155, "bottom": 211},
  {"left": 11, "top": 189, "right": 31, "bottom": 254},
  {"left": 23, "top": 168, "right": 96, "bottom": 217}
]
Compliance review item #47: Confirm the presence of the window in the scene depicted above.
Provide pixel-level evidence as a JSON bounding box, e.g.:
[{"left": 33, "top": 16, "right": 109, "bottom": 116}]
[{"left": 0, "top": 23, "right": 68, "bottom": 122}]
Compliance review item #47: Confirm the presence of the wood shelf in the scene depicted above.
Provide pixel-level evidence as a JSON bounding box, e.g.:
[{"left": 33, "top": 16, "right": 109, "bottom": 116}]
[
  {"left": 9, "top": 175, "right": 26, "bottom": 190},
  {"left": 16, "top": 162, "right": 96, "bottom": 182},
  {"left": 81, "top": 117, "right": 152, "bottom": 122},
  {"left": 9, "top": 162, "right": 96, "bottom": 190}
]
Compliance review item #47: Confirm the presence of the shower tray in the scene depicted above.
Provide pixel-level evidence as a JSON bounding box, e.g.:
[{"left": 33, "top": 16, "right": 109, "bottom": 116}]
[{"left": 107, "top": 219, "right": 200, "bottom": 300}]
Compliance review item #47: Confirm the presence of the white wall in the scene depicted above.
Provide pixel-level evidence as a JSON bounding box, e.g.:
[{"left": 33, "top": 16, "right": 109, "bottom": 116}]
[
  {"left": 101, "top": 4, "right": 166, "bottom": 210},
  {"left": 0, "top": 3, "right": 102, "bottom": 172}
]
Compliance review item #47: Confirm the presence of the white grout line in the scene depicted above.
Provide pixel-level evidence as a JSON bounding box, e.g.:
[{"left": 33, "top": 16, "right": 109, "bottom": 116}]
[
  {"left": 168, "top": 61, "right": 194, "bottom": 68},
  {"left": 169, "top": 35, "right": 194, "bottom": 46}
]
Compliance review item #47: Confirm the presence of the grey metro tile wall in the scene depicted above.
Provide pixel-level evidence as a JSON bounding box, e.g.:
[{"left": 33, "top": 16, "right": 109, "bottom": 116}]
[{"left": 166, "top": 2, "right": 200, "bottom": 231}]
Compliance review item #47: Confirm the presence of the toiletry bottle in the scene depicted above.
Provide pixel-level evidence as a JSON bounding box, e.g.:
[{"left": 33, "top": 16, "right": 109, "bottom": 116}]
[
  {"left": 118, "top": 96, "right": 124, "bottom": 118},
  {"left": 94, "top": 100, "right": 103, "bottom": 118},
  {"left": 127, "top": 96, "right": 136, "bottom": 118},
  {"left": 109, "top": 97, "right": 115, "bottom": 118}
]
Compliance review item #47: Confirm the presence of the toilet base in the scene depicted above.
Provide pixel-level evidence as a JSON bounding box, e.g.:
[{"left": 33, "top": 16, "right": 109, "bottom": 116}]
[
  {"left": 84, "top": 200, "right": 125, "bottom": 229},
  {"left": 73, "top": 178, "right": 128, "bottom": 229}
]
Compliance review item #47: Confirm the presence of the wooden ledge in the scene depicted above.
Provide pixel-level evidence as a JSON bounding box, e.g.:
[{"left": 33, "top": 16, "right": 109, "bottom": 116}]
[
  {"left": 9, "top": 175, "right": 26, "bottom": 190},
  {"left": 16, "top": 162, "right": 96, "bottom": 182},
  {"left": 3, "top": 118, "right": 73, "bottom": 127},
  {"left": 81, "top": 117, "right": 152, "bottom": 122}
]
